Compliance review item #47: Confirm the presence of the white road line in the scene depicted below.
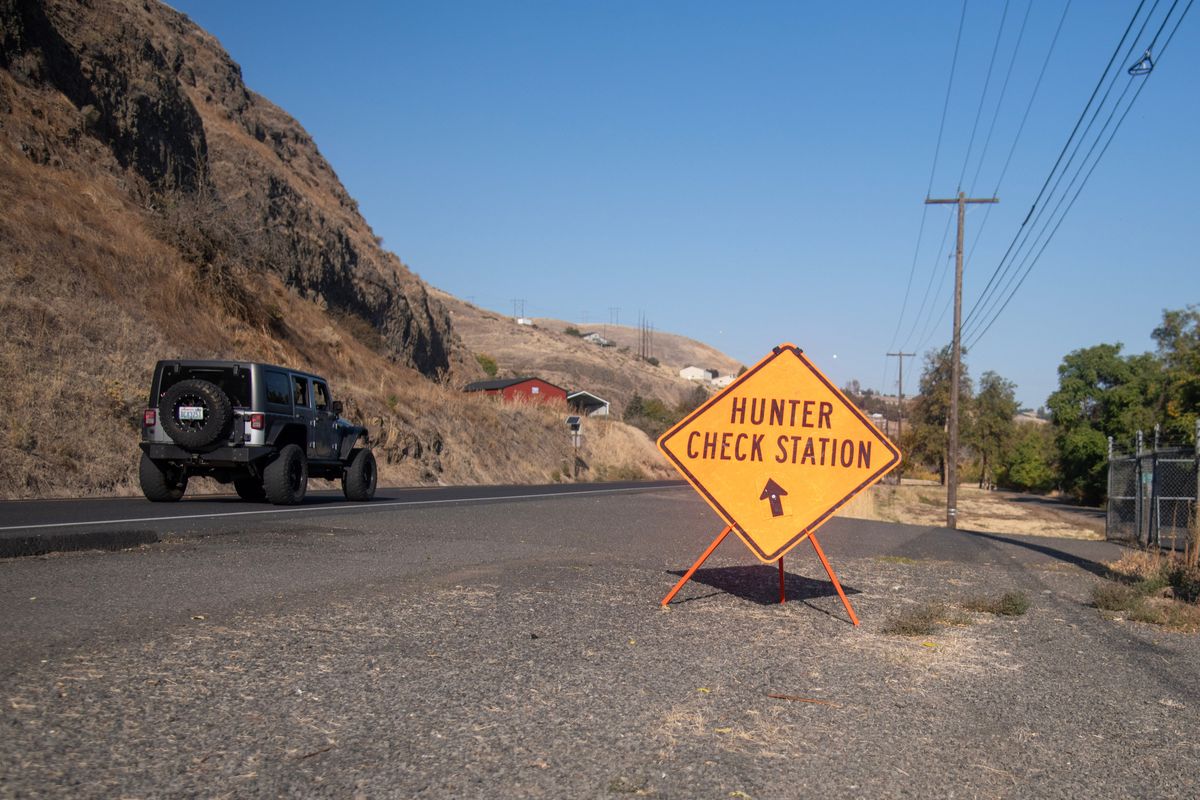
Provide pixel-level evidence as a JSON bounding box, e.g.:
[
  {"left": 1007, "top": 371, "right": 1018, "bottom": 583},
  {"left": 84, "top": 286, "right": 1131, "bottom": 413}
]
[{"left": 0, "top": 485, "right": 684, "bottom": 532}]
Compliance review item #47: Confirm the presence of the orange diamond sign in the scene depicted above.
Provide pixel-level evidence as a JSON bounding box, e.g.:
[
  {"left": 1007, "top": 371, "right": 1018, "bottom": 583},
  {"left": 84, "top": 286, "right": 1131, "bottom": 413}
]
[{"left": 658, "top": 344, "right": 901, "bottom": 563}]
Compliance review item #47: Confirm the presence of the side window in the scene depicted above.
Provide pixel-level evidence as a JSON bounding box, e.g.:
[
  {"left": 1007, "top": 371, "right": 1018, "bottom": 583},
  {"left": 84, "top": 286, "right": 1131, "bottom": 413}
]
[
  {"left": 314, "top": 382, "right": 330, "bottom": 412},
  {"left": 292, "top": 376, "right": 309, "bottom": 408},
  {"left": 265, "top": 371, "right": 291, "bottom": 408}
]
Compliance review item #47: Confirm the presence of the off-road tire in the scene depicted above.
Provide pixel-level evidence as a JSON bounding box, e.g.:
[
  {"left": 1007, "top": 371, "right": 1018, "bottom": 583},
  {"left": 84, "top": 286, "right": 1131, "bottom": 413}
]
[
  {"left": 159, "top": 379, "right": 233, "bottom": 450},
  {"left": 264, "top": 444, "right": 308, "bottom": 505},
  {"left": 342, "top": 448, "right": 377, "bottom": 501},
  {"left": 233, "top": 476, "right": 267, "bottom": 502},
  {"left": 139, "top": 453, "right": 188, "bottom": 502}
]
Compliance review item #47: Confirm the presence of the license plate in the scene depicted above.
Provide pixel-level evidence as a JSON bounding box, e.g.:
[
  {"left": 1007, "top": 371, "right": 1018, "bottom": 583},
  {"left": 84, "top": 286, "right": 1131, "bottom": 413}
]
[{"left": 178, "top": 406, "right": 205, "bottom": 421}]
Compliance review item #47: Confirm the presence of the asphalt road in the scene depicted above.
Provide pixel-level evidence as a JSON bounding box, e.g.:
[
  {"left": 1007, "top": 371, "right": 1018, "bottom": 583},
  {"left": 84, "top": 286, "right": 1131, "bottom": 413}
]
[{"left": 2, "top": 483, "right": 1197, "bottom": 798}]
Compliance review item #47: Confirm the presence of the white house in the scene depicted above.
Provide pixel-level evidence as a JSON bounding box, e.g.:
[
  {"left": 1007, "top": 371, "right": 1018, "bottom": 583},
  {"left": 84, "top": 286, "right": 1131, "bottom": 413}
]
[
  {"left": 680, "top": 366, "right": 716, "bottom": 382},
  {"left": 712, "top": 375, "right": 736, "bottom": 389},
  {"left": 582, "top": 332, "right": 611, "bottom": 346}
]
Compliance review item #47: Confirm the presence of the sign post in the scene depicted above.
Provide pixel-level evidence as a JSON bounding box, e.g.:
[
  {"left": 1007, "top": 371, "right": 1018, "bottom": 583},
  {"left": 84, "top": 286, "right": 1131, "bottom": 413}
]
[{"left": 657, "top": 344, "right": 901, "bottom": 623}]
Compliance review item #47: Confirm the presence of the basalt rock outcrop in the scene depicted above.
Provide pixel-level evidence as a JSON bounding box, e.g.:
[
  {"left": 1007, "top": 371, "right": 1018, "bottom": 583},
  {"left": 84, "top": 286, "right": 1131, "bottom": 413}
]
[{"left": 0, "top": 0, "right": 462, "bottom": 377}]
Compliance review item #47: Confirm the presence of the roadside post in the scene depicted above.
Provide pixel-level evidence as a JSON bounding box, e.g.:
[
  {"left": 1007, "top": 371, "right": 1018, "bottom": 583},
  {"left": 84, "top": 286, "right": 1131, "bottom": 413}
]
[
  {"left": 657, "top": 344, "right": 901, "bottom": 624},
  {"left": 567, "top": 416, "right": 582, "bottom": 477}
]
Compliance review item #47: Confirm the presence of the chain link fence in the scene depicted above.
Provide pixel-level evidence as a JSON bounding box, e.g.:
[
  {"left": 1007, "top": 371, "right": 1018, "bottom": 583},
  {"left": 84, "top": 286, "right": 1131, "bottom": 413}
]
[{"left": 1106, "top": 428, "right": 1198, "bottom": 551}]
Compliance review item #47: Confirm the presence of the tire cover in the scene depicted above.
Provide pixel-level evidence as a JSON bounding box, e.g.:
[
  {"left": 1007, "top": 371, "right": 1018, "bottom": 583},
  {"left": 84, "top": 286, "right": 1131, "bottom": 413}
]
[{"left": 159, "top": 379, "right": 233, "bottom": 449}]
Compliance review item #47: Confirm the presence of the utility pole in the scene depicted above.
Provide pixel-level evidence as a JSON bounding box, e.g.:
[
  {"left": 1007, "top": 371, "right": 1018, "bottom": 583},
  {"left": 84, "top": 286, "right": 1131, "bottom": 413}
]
[
  {"left": 885, "top": 351, "right": 915, "bottom": 443},
  {"left": 925, "top": 191, "right": 997, "bottom": 529}
]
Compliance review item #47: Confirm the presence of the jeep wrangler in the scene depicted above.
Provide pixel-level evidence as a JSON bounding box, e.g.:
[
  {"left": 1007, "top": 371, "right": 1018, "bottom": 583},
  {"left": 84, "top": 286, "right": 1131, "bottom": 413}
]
[{"left": 139, "top": 360, "right": 376, "bottom": 505}]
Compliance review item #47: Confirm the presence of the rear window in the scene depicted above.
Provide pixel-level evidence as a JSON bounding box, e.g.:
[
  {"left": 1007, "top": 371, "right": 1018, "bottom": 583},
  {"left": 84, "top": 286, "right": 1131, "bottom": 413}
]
[
  {"left": 158, "top": 366, "right": 251, "bottom": 408},
  {"left": 265, "top": 370, "right": 292, "bottom": 408}
]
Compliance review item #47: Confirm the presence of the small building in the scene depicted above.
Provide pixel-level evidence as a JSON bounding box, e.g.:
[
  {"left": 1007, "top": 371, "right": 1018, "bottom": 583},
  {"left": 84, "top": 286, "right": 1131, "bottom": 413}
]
[
  {"left": 582, "top": 332, "right": 611, "bottom": 347},
  {"left": 463, "top": 377, "right": 568, "bottom": 405},
  {"left": 516, "top": 317, "right": 534, "bottom": 327},
  {"left": 567, "top": 390, "right": 611, "bottom": 417},
  {"left": 680, "top": 366, "right": 717, "bottom": 382},
  {"left": 712, "top": 375, "right": 736, "bottom": 389}
]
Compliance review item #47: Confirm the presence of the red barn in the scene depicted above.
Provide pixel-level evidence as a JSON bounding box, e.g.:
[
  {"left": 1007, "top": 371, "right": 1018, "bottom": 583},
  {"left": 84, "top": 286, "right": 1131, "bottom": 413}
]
[{"left": 463, "top": 377, "right": 569, "bottom": 405}]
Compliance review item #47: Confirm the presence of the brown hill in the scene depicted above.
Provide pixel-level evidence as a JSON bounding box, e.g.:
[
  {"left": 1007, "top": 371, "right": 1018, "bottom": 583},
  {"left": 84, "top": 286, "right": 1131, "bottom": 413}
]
[
  {"left": 433, "top": 289, "right": 745, "bottom": 414},
  {"left": 0, "top": 0, "right": 673, "bottom": 497}
]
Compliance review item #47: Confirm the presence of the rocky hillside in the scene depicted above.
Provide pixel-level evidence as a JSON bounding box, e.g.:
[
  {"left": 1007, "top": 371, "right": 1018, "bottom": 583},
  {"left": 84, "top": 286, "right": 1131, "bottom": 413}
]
[
  {"left": 0, "top": 0, "right": 678, "bottom": 497},
  {"left": 1, "top": 0, "right": 460, "bottom": 375}
]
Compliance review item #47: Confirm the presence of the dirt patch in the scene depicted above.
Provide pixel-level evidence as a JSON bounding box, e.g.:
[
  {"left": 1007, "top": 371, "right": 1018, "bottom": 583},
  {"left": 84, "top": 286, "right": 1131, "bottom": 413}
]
[{"left": 840, "top": 483, "right": 1104, "bottom": 540}]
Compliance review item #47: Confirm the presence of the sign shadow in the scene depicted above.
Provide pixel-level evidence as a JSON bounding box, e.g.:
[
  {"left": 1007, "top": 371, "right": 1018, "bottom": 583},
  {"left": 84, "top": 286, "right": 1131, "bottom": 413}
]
[{"left": 666, "top": 564, "right": 862, "bottom": 607}]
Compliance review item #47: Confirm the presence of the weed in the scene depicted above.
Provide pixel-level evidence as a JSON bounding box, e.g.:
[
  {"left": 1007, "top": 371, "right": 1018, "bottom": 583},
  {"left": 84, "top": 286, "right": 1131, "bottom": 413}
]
[
  {"left": 1092, "top": 582, "right": 1141, "bottom": 612},
  {"left": 883, "top": 603, "right": 947, "bottom": 637},
  {"left": 963, "top": 591, "right": 1030, "bottom": 616}
]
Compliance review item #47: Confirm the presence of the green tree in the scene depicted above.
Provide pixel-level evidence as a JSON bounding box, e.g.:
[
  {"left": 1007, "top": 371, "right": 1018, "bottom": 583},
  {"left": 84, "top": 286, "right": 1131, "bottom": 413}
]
[
  {"left": 1047, "top": 343, "right": 1165, "bottom": 503},
  {"left": 998, "top": 423, "right": 1057, "bottom": 492},
  {"left": 1152, "top": 305, "right": 1200, "bottom": 440},
  {"left": 971, "top": 371, "right": 1019, "bottom": 489},
  {"left": 904, "top": 346, "right": 973, "bottom": 484}
]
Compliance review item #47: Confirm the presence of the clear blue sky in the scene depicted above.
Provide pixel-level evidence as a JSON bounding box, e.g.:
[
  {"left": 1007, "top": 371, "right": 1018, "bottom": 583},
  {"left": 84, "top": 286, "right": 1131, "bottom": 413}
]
[{"left": 170, "top": 0, "right": 1196, "bottom": 408}]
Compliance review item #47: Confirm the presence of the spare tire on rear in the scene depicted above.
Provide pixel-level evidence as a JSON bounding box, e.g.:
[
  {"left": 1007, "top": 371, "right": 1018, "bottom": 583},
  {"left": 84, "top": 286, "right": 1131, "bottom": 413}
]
[{"left": 159, "top": 379, "right": 233, "bottom": 450}]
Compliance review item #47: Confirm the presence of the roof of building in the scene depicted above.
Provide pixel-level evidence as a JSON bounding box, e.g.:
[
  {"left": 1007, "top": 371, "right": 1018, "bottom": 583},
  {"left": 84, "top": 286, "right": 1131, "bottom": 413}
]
[
  {"left": 567, "top": 390, "right": 610, "bottom": 409},
  {"left": 463, "top": 377, "right": 569, "bottom": 393}
]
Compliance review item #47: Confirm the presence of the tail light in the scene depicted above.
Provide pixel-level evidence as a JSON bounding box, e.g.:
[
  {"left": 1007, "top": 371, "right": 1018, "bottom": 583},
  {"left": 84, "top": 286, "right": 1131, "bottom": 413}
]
[
  {"left": 249, "top": 413, "right": 265, "bottom": 430},
  {"left": 143, "top": 409, "right": 157, "bottom": 428}
]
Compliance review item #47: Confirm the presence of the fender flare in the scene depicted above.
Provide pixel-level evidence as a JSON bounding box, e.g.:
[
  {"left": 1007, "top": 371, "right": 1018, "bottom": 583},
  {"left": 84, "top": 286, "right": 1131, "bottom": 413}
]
[{"left": 338, "top": 426, "right": 369, "bottom": 462}]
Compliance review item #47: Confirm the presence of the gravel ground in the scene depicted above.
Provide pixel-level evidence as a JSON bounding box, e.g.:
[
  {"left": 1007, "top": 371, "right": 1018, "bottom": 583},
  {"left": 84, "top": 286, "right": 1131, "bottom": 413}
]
[{"left": 2, "top": 491, "right": 1198, "bottom": 798}]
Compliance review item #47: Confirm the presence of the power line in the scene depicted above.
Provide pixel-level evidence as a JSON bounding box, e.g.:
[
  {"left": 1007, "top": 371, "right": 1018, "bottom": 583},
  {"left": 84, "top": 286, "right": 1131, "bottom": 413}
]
[
  {"left": 964, "top": 0, "right": 1183, "bottom": 343},
  {"left": 887, "top": 0, "right": 970, "bottom": 352},
  {"left": 965, "top": 0, "right": 1033, "bottom": 196},
  {"left": 957, "top": 0, "right": 1012, "bottom": 192},
  {"left": 962, "top": 0, "right": 1072, "bottom": 271},
  {"left": 964, "top": 0, "right": 1193, "bottom": 349},
  {"left": 962, "top": 0, "right": 1151, "bottom": 330}
]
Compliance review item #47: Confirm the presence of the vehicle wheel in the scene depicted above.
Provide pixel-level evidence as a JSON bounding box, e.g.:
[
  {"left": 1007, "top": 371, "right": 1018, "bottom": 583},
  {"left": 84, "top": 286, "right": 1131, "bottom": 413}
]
[
  {"left": 233, "top": 475, "right": 266, "bottom": 502},
  {"left": 342, "top": 448, "right": 377, "bottom": 501},
  {"left": 263, "top": 444, "right": 308, "bottom": 505},
  {"left": 139, "top": 452, "right": 188, "bottom": 502},
  {"left": 159, "top": 379, "right": 233, "bottom": 450}
]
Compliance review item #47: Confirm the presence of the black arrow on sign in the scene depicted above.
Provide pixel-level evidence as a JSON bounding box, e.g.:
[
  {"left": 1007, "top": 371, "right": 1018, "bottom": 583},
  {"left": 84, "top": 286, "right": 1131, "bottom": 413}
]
[{"left": 759, "top": 478, "right": 788, "bottom": 518}]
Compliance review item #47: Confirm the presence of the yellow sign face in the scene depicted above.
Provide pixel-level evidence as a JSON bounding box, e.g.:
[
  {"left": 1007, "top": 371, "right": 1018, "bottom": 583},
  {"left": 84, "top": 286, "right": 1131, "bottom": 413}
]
[{"left": 658, "top": 344, "right": 901, "bottom": 563}]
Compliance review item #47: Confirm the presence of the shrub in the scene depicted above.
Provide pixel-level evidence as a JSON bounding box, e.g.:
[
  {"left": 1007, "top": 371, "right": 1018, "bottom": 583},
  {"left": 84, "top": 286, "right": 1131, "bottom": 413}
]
[
  {"left": 563, "top": 326, "right": 583, "bottom": 337},
  {"left": 881, "top": 603, "right": 968, "bottom": 635},
  {"left": 475, "top": 353, "right": 498, "bottom": 377},
  {"left": 963, "top": 591, "right": 1030, "bottom": 616},
  {"left": 1169, "top": 564, "right": 1200, "bottom": 604}
]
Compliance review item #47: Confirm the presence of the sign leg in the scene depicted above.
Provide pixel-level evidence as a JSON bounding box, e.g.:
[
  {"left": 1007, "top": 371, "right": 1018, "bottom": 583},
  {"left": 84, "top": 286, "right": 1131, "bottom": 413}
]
[
  {"left": 661, "top": 526, "right": 733, "bottom": 606},
  {"left": 809, "top": 534, "right": 860, "bottom": 626},
  {"left": 778, "top": 557, "right": 785, "bottom": 604}
]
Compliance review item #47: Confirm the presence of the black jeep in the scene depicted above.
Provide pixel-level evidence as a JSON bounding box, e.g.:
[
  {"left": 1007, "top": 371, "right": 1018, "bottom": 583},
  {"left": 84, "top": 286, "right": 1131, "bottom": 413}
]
[{"left": 139, "top": 360, "right": 376, "bottom": 505}]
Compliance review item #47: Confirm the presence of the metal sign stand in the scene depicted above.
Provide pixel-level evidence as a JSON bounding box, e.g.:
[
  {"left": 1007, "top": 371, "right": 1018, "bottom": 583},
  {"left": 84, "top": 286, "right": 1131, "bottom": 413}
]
[{"left": 661, "top": 526, "right": 860, "bottom": 626}]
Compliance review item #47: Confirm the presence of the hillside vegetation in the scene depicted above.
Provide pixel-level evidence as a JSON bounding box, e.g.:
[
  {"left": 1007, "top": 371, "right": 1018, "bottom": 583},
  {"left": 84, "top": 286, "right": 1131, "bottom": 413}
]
[{"left": 0, "top": 0, "right": 680, "bottom": 497}]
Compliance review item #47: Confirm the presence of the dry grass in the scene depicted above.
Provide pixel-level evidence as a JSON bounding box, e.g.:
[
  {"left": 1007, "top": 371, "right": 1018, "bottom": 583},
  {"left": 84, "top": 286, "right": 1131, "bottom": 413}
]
[
  {"left": 881, "top": 602, "right": 972, "bottom": 637},
  {"left": 0, "top": 134, "right": 668, "bottom": 497},
  {"left": 1093, "top": 551, "right": 1200, "bottom": 632},
  {"left": 432, "top": 288, "right": 742, "bottom": 416},
  {"left": 962, "top": 592, "right": 1031, "bottom": 617},
  {"left": 840, "top": 483, "right": 1103, "bottom": 539}
]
